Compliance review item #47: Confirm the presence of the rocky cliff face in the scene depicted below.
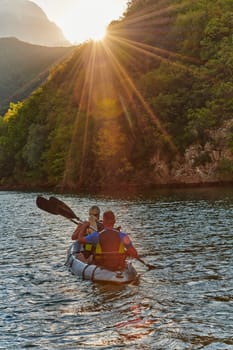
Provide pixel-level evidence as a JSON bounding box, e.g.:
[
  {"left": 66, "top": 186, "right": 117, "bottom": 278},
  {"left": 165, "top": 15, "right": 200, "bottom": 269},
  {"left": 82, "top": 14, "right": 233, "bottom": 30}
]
[
  {"left": 150, "top": 120, "right": 233, "bottom": 185},
  {"left": 0, "top": 0, "right": 69, "bottom": 46}
]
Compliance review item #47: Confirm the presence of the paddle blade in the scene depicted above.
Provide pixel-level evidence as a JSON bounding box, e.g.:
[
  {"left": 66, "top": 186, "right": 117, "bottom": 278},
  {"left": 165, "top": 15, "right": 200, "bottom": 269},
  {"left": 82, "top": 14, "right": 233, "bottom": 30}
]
[
  {"left": 36, "top": 196, "right": 59, "bottom": 215},
  {"left": 49, "top": 196, "right": 79, "bottom": 220}
]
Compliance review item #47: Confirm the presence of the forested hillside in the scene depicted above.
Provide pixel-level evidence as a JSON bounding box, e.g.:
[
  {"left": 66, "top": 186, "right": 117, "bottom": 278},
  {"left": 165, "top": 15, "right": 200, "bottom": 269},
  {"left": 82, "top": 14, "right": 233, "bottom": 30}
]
[{"left": 1, "top": 0, "right": 233, "bottom": 193}]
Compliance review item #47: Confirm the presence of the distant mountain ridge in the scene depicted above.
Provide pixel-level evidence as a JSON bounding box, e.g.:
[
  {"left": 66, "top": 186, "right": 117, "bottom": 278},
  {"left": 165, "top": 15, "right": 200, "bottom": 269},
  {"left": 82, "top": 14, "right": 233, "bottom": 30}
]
[{"left": 0, "top": 0, "right": 70, "bottom": 46}]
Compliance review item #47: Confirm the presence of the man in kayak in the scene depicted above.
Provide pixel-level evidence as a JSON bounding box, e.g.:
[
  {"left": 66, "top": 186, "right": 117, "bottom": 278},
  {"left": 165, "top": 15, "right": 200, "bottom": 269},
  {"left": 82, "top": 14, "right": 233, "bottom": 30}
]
[
  {"left": 71, "top": 205, "right": 103, "bottom": 262},
  {"left": 77, "top": 210, "right": 139, "bottom": 271}
]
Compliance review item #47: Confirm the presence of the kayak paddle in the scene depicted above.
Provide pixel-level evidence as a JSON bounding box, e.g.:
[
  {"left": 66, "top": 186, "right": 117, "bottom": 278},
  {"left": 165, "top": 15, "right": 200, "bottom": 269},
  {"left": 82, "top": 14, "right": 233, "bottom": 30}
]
[
  {"left": 36, "top": 196, "right": 59, "bottom": 215},
  {"left": 49, "top": 196, "right": 79, "bottom": 220},
  {"left": 36, "top": 195, "right": 80, "bottom": 225}
]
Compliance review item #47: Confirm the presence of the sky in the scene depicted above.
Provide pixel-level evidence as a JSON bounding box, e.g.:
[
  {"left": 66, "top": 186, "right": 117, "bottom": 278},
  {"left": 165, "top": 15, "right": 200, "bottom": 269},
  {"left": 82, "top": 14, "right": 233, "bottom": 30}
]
[{"left": 32, "top": 0, "right": 128, "bottom": 44}]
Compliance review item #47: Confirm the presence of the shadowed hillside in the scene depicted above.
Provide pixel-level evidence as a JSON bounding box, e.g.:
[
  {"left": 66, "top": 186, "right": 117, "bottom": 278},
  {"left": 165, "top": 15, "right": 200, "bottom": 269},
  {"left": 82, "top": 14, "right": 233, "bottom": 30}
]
[{"left": 0, "top": 37, "right": 73, "bottom": 115}]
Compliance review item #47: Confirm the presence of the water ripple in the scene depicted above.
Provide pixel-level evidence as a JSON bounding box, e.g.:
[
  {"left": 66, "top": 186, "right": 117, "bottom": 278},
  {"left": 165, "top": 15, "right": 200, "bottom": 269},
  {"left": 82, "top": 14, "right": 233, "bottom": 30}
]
[{"left": 1, "top": 190, "right": 233, "bottom": 349}]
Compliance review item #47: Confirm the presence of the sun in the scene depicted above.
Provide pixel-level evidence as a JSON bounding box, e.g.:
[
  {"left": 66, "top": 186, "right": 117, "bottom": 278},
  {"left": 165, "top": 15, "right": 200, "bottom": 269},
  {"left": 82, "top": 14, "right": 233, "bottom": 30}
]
[
  {"left": 63, "top": 5, "right": 107, "bottom": 43},
  {"left": 59, "top": 0, "right": 127, "bottom": 44}
]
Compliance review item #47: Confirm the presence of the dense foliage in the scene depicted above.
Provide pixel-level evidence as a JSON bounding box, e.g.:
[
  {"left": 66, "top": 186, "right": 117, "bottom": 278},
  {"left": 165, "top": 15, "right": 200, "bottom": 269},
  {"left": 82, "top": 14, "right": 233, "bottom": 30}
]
[{"left": 0, "top": 0, "right": 233, "bottom": 191}]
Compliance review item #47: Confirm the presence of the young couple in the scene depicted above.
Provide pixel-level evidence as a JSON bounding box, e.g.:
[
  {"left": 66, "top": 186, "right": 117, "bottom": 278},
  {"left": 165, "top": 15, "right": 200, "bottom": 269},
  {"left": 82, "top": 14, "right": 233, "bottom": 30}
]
[{"left": 71, "top": 206, "right": 138, "bottom": 271}]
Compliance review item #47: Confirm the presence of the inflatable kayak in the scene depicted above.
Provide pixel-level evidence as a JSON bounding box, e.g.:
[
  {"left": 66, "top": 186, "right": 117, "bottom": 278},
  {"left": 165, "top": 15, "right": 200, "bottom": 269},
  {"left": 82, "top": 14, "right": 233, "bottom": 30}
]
[{"left": 66, "top": 243, "right": 139, "bottom": 284}]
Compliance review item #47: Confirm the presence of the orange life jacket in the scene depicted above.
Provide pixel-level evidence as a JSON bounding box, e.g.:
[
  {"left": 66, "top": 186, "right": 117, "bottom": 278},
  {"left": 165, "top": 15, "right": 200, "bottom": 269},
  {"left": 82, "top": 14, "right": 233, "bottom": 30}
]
[{"left": 94, "top": 229, "right": 126, "bottom": 270}]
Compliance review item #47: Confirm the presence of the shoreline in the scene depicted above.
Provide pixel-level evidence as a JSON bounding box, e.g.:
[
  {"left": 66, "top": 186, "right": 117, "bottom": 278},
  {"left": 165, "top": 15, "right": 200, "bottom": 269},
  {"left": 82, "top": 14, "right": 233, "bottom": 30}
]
[{"left": 1, "top": 180, "right": 233, "bottom": 196}]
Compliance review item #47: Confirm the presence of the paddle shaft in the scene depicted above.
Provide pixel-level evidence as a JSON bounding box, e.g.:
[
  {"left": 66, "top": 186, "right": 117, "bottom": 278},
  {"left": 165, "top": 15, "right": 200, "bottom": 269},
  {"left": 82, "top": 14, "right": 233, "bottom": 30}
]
[{"left": 136, "top": 257, "right": 156, "bottom": 270}]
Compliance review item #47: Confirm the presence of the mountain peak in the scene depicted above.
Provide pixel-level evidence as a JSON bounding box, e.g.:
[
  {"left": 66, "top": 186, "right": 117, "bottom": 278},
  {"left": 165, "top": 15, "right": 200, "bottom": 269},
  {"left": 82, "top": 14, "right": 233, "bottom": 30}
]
[
  {"left": 1, "top": 0, "right": 48, "bottom": 19},
  {"left": 0, "top": 0, "right": 70, "bottom": 46}
]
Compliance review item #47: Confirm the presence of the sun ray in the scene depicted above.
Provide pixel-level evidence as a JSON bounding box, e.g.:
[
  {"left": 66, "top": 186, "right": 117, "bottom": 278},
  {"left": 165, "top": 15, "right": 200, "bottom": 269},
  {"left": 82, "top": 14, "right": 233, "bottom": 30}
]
[
  {"left": 101, "top": 39, "right": 176, "bottom": 152},
  {"left": 108, "top": 35, "right": 201, "bottom": 67},
  {"left": 63, "top": 43, "right": 98, "bottom": 188},
  {"left": 78, "top": 44, "right": 97, "bottom": 183}
]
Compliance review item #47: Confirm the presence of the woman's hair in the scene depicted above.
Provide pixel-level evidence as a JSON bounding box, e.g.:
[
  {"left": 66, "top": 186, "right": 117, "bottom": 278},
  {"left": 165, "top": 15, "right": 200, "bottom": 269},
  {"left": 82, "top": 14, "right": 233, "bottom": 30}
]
[{"left": 89, "top": 205, "right": 100, "bottom": 216}]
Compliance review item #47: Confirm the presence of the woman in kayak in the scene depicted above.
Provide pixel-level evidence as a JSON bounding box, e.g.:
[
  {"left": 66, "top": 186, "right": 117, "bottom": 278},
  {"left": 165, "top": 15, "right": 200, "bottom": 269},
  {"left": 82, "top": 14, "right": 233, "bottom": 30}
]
[
  {"left": 77, "top": 210, "right": 138, "bottom": 271},
  {"left": 72, "top": 205, "right": 103, "bottom": 239},
  {"left": 71, "top": 205, "right": 103, "bottom": 262}
]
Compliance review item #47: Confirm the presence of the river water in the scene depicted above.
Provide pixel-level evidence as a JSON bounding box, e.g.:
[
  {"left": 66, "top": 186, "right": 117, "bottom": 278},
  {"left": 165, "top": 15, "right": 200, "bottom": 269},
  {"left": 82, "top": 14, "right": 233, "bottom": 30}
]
[{"left": 0, "top": 188, "right": 233, "bottom": 350}]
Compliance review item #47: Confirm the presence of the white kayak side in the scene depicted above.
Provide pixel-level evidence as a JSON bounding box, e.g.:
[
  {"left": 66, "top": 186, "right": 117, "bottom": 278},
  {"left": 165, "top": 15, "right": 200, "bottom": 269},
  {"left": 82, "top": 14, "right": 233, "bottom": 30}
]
[{"left": 66, "top": 243, "right": 139, "bottom": 284}]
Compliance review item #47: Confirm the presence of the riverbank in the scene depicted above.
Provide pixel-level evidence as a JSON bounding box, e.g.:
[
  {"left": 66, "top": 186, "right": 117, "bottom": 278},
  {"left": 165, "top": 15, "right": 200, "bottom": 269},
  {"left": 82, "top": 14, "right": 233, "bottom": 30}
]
[{"left": 1, "top": 180, "right": 233, "bottom": 198}]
